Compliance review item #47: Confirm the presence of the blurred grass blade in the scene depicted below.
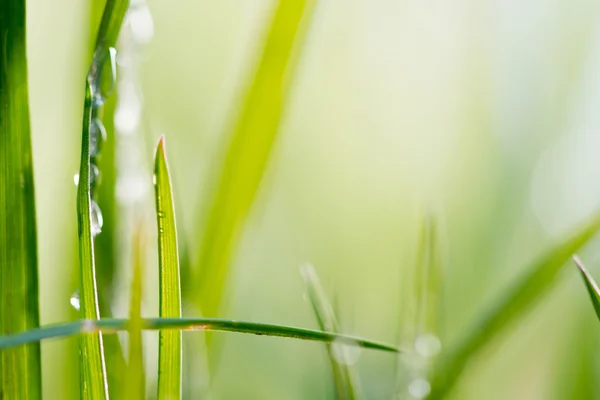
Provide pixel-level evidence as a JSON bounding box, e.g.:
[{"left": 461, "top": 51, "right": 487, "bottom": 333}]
[
  {"left": 195, "top": 0, "right": 317, "bottom": 317},
  {"left": 0, "top": 318, "right": 400, "bottom": 353},
  {"left": 301, "top": 264, "right": 361, "bottom": 399},
  {"left": 573, "top": 256, "right": 600, "bottom": 320},
  {"left": 0, "top": 0, "right": 42, "bottom": 397},
  {"left": 77, "top": 84, "right": 109, "bottom": 400},
  {"left": 124, "top": 224, "right": 146, "bottom": 399},
  {"left": 429, "top": 214, "right": 600, "bottom": 399},
  {"left": 154, "top": 138, "right": 182, "bottom": 399}
]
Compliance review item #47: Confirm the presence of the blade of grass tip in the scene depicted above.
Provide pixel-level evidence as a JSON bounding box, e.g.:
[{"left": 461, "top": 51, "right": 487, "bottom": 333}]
[
  {"left": 0, "top": 0, "right": 41, "bottom": 398},
  {"left": 154, "top": 137, "right": 182, "bottom": 399},
  {"left": 0, "top": 318, "right": 400, "bottom": 353},
  {"left": 124, "top": 223, "right": 146, "bottom": 399},
  {"left": 573, "top": 256, "right": 600, "bottom": 320},
  {"left": 301, "top": 264, "right": 362, "bottom": 400},
  {"left": 195, "top": 0, "right": 318, "bottom": 318},
  {"left": 429, "top": 213, "right": 600, "bottom": 399}
]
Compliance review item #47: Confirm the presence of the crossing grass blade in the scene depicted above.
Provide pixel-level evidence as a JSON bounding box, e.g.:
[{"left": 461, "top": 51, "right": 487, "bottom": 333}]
[
  {"left": 124, "top": 225, "right": 146, "bottom": 399},
  {"left": 573, "top": 256, "right": 600, "bottom": 320},
  {"left": 195, "top": 0, "right": 317, "bottom": 318},
  {"left": 0, "top": 318, "right": 400, "bottom": 353},
  {"left": 154, "top": 138, "right": 183, "bottom": 399},
  {"left": 301, "top": 264, "right": 361, "bottom": 400},
  {"left": 429, "top": 214, "right": 600, "bottom": 399},
  {"left": 0, "top": 0, "right": 42, "bottom": 397}
]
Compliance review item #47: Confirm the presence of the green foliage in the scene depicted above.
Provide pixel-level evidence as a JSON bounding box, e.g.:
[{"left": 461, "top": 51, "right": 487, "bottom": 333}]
[
  {"left": 574, "top": 256, "right": 600, "bottom": 320},
  {"left": 0, "top": 0, "right": 41, "bottom": 397}
]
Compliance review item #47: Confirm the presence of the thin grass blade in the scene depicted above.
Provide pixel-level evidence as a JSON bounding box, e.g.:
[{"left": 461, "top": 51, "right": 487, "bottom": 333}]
[
  {"left": 154, "top": 138, "right": 182, "bottom": 399},
  {"left": 573, "top": 256, "right": 600, "bottom": 320},
  {"left": 195, "top": 0, "right": 318, "bottom": 318},
  {"left": 0, "top": 0, "right": 41, "bottom": 397},
  {"left": 301, "top": 264, "right": 361, "bottom": 399},
  {"left": 429, "top": 214, "right": 600, "bottom": 399},
  {"left": 0, "top": 318, "right": 400, "bottom": 354}
]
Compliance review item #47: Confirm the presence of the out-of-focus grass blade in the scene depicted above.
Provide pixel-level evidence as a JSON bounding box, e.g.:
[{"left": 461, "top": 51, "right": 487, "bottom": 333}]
[
  {"left": 301, "top": 264, "right": 361, "bottom": 400},
  {"left": 429, "top": 214, "right": 600, "bottom": 399},
  {"left": 124, "top": 224, "right": 146, "bottom": 399},
  {"left": 573, "top": 256, "right": 600, "bottom": 320},
  {"left": 195, "top": 0, "right": 317, "bottom": 318},
  {"left": 77, "top": 85, "right": 109, "bottom": 400},
  {"left": 0, "top": 318, "right": 400, "bottom": 353},
  {"left": 154, "top": 138, "right": 182, "bottom": 399},
  {"left": 0, "top": 0, "right": 41, "bottom": 398}
]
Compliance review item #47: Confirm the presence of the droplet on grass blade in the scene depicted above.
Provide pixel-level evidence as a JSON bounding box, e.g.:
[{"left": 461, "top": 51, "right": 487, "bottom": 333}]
[
  {"left": 70, "top": 290, "right": 81, "bottom": 311},
  {"left": 74, "top": 164, "right": 100, "bottom": 186},
  {"left": 90, "top": 47, "right": 118, "bottom": 106},
  {"left": 91, "top": 200, "right": 104, "bottom": 237},
  {"left": 90, "top": 118, "right": 107, "bottom": 157}
]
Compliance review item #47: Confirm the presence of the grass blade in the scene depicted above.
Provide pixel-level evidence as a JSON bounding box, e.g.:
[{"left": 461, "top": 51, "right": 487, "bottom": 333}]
[
  {"left": 154, "top": 138, "right": 182, "bottom": 399},
  {"left": 301, "top": 264, "right": 361, "bottom": 399},
  {"left": 0, "top": 318, "right": 400, "bottom": 354},
  {"left": 124, "top": 224, "right": 146, "bottom": 399},
  {"left": 429, "top": 214, "right": 600, "bottom": 399},
  {"left": 0, "top": 0, "right": 41, "bottom": 397},
  {"left": 573, "top": 256, "right": 600, "bottom": 320},
  {"left": 195, "top": 0, "right": 317, "bottom": 317}
]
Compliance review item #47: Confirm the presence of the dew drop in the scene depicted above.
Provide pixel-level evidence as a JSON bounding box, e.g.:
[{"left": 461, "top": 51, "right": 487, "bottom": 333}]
[
  {"left": 408, "top": 378, "right": 430, "bottom": 399},
  {"left": 90, "top": 118, "right": 107, "bottom": 157},
  {"left": 414, "top": 333, "right": 441, "bottom": 358},
  {"left": 90, "top": 47, "right": 118, "bottom": 106},
  {"left": 73, "top": 164, "right": 99, "bottom": 186},
  {"left": 70, "top": 290, "right": 80, "bottom": 311},
  {"left": 91, "top": 200, "right": 104, "bottom": 237},
  {"left": 331, "top": 338, "right": 361, "bottom": 366}
]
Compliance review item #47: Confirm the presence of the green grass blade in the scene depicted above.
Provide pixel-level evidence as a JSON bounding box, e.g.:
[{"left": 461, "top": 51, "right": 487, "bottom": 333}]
[
  {"left": 77, "top": 84, "right": 109, "bottom": 400},
  {"left": 301, "top": 264, "right": 361, "bottom": 399},
  {"left": 124, "top": 225, "right": 146, "bottom": 399},
  {"left": 0, "top": 318, "right": 400, "bottom": 353},
  {"left": 429, "top": 214, "right": 600, "bottom": 399},
  {"left": 573, "top": 256, "right": 600, "bottom": 320},
  {"left": 154, "top": 138, "right": 182, "bottom": 399},
  {"left": 0, "top": 0, "right": 41, "bottom": 397},
  {"left": 195, "top": 0, "right": 317, "bottom": 318}
]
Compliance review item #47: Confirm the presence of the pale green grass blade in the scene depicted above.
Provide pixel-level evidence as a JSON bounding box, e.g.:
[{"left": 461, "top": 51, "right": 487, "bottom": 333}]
[
  {"left": 573, "top": 256, "right": 600, "bottom": 320},
  {"left": 301, "top": 264, "right": 361, "bottom": 399},
  {"left": 154, "top": 138, "right": 182, "bottom": 399},
  {"left": 429, "top": 214, "right": 600, "bottom": 399},
  {"left": 124, "top": 225, "right": 146, "bottom": 399},
  {"left": 77, "top": 84, "right": 109, "bottom": 400},
  {"left": 195, "top": 0, "right": 317, "bottom": 317},
  {"left": 0, "top": 1, "right": 41, "bottom": 397},
  {"left": 0, "top": 318, "right": 399, "bottom": 353}
]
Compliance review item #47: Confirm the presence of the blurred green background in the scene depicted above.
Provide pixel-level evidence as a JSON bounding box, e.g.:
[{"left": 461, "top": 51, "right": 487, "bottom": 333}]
[{"left": 25, "top": 0, "right": 600, "bottom": 398}]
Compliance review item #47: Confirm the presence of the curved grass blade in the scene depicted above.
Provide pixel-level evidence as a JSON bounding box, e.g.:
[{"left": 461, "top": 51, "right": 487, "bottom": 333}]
[
  {"left": 0, "top": 318, "right": 400, "bottom": 354},
  {"left": 124, "top": 225, "right": 146, "bottom": 399},
  {"left": 0, "top": 0, "right": 41, "bottom": 397},
  {"left": 573, "top": 256, "right": 600, "bottom": 319},
  {"left": 154, "top": 138, "right": 182, "bottom": 399},
  {"left": 429, "top": 214, "right": 600, "bottom": 399},
  {"left": 195, "top": 0, "right": 318, "bottom": 318},
  {"left": 301, "top": 264, "right": 361, "bottom": 399}
]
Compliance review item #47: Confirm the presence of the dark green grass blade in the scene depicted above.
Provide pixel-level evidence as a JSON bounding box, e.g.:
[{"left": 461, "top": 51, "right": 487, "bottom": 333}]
[
  {"left": 77, "top": 84, "right": 109, "bottom": 400},
  {"left": 301, "top": 265, "right": 361, "bottom": 399},
  {"left": 154, "top": 138, "right": 182, "bottom": 399},
  {"left": 195, "top": 0, "right": 317, "bottom": 318},
  {"left": 573, "top": 256, "right": 600, "bottom": 320},
  {"left": 124, "top": 225, "right": 146, "bottom": 399},
  {"left": 0, "top": 318, "right": 399, "bottom": 353},
  {"left": 429, "top": 214, "right": 600, "bottom": 399},
  {"left": 0, "top": 0, "right": 41, "bottom": 397}
]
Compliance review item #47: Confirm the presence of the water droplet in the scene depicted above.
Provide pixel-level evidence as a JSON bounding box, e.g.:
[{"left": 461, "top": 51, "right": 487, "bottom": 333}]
[
  {"left": 70, "top": 290, "right": 80, "bottom": 311},
  {"left": 414, "top": 333, "right": 441, "bottom": 358},
  {"left": 91, "top": 200, "right": 103, "bottom": 237},
  {"left": 331, "top": 338, "right": 361, "bottom": 366},
  {"left": 129, "top": 4, "right": 154, "bottom": 44},
  {"left": 73, "top": 164, "right": 99, "bottom": 186},
  {"left": 90, "top": 118, "right": 107, "bottom": 157},
  {"left": 408, "top": 378, "right": 430, "bottom": 399},
  {"left": 90, "top": 47, "right": 118, "bottom": 106}
]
